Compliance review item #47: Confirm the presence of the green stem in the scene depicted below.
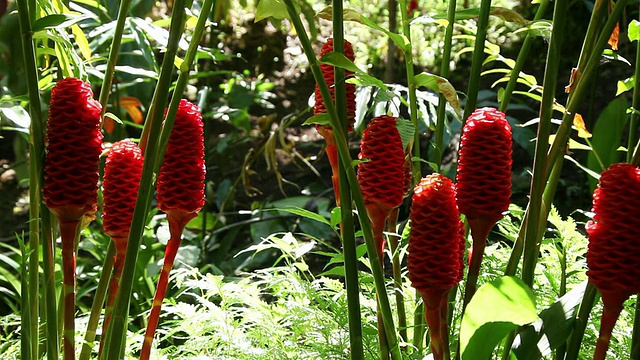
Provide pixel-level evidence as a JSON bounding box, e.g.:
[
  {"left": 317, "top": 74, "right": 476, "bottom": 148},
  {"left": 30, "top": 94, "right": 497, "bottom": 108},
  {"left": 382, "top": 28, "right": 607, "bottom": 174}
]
[
  {"left": 79, "top": 242, "right": 116, "bottom": 360},
  {"left": 631, "top": 295, "right": 640, "bottom": 359},
  {"left": 462, "top": 0, "right": 492, "bottom": 121},
  {"left": 498, "top": 0, "right": 551, "bottom": 113},
  {"left": 282, "top": 1, "right": 401, "bottom": 358},
  {"left": 434, "top": 0, "right": 457, "bottom": 168},
  {"left": 413, "top": 296, "right": 426, "bottom": 353},
  {"left": 545, "top": 0, "right": 628, "bottom": 180},
  {"left": 19, "top": 236, "right": 32, "bottom": 360},
  {"left": 42, "top": 209, "right": 59, "bottom": 360},
  {"left": 102, "top": 1, "right": 188, "bottom": 357},
  {"left": 332, "top": 3, "right": 364, "bottom": 359},
  {"left": 631, "top": 22, "right": 640, "bottom": 164},
  {"left": 388, "top": 208, "right": 407, "bottom": 344},
  {"left": 521, "top": 0, "right": 567, "bottom": 287},
  {"left": 397, "top": 0, "right": 421, "bottom": 183},
  {"left": 16, "top": 0, "right": 45, "bottom": 356},
  {"left": 97, "top": 0, "right": 133, "bottom": 117},
  {"left": 564, "top": 282, "right": 599, "bottom": 360}
]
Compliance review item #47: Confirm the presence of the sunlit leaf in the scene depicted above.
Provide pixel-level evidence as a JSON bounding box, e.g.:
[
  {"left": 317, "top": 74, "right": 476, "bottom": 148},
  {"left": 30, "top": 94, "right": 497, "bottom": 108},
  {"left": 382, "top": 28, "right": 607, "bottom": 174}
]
[
  {"left": 72, "top": 24, "right": 91, "bottom": 60},
  {"left": 321, "top": 52, "right": 386, "bottom": 89},
  {"left": 316, "top": 6, "right": 362, "bottom": 22},
  {"left": 255, "top": 0, "right": 291, "bottom": 22},
  {"left": 359, "top": 15, "right": 409, "bottom": 51},
  {"left": 572, "top": 113, "right": 592, "bottom": 139},
  {"left": 616, "top": 76, "right": 634, "bottom": 96},
  {"left": 608, "top": 23, "right": 620, "bottom": 50},
  {"left": 103, "top": 112, "right": 123, "bottom": 134},
  {"left": 303, "top": 113, "right": 331, "bottom": 126},
  {"left": 460, "top": 276, "right": 538, "bottom": 359},
  {"left": 628, "top": 20, "right": 640, "bottom": 42},
  {"left": 414, "top": 72, "right": 461, "bottom": 117}
]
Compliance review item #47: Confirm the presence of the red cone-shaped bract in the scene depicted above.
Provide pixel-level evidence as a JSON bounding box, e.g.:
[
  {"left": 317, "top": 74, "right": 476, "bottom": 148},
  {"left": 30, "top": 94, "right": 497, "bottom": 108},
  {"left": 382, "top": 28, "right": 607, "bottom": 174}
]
[
  {"left": 156, "top": 99, "right": 206, "bottom": 221},
  {"left": 357, "top": 115, "right": 406, "bottom": 255},
  {"left": 456, "top": 107, "right": 512, "bottom": 226},
  {"left": 43, "top": 77, "right": 103, "bottom": 222},
  {"left": 586, "top": 163, "right": 640, "bottom": 360},
  {"left": 408, "top": 174, "right": 465, "bottom": 293},
  {"left": 102, "top": 139, "right": 144, "bottom": 253},
  {"left": 586, "top": 163, "right": 640, "bottom": 298},
  {"left": 313, "top": 38, "right": 356, "bottom": 133}
]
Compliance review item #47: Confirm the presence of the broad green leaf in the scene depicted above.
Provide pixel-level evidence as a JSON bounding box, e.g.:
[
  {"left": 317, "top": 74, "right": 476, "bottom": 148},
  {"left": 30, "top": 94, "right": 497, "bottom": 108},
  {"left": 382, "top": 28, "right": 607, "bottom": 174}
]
[
  {"left": 255, "top": 0, "right": 291, "bottom": 22},
  {"left": 32, "top": 14, "right": 74, "bottom": 32},
  {"left": 186, "top": 212, "right": 216, "bottom": 231},
  {"left": 396, "top": 118, "right": 415, "bottom": 149},
  {"left": 414, "top": 72, "right": 461, "bottom": 117},
  {"left": 321, "top": 52, "right": 386, "bottom": 89},
  {"left": 629, "top": 20, "right": 640, "bottom": 42},
  {"left": 359, "top": 15, "right": 409, "bottom": 51},
  {"left": 587, "top": 96, "right": 628, "bottom": 191},
  {"left": 0, "top": 105, "right": 30, "bottom": 129},
  {"left": 303, "top": 113, "right": 331, "bottom": 126},
  {"left": 460, "top": 276, "right": 538, "bottom": 359},
  {"left": 512, "top": 281, "right": 588, "bottom": 360}
]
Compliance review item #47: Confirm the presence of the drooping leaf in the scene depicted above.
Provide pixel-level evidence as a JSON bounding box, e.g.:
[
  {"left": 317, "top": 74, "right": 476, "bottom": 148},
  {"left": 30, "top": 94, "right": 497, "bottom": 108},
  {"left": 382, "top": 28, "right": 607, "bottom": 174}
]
[
  {"left": 572, "top": 114, "right": 592, "bottom": 138},
  {"left": 414, "top": 72, "right": 461, "bottom": 117},
  {"left": 303, "top": 113, "right": 332, "bottom": 126},
  {"left": 359, "top": 15, "right": 409, "bottom": 52},
  {"left": 255, "top": 0, "right": 292, "bottom": 22},
  {"left": 396, "top": 118, "right": 415, "bottom": 149},
  {"left": 460, "top": 276, "right": 538, "bottom": 359},
  {"left": 315, "top": 6, "right": 363, "bottom": 22},
  {"left": 321, "top": 52, "right": 386, "bottom": 89},
  {"left": 119, "top": 96, "right": 144, "bottom": 124}
]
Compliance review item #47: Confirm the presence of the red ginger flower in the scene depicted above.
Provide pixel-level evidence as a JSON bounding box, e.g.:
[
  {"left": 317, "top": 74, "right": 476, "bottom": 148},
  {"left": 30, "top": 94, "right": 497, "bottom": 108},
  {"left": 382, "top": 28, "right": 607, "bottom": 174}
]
[
  {"left": 408, "top": 174, "right": 465, "bottom": 360},
  {"left": 314, "top": 38, "right": 356, "bottom": 132},
  {"left": 357, "top": 115, "right": 406, "bottom": 256},
  {"left": 156, "top": 99, "right": 206, "bottom": 222},
  {"left": 586, "top": 163, "right": 640, "bottom": 360},
  {"left": 43, "top": 77, "right": 103, "bottom": 222},
  {"left": 456, "top": 107, "right": 512, "bottom": 226},
  {"left": 102, "top": 139, "right": 144, "bottom": 253}
]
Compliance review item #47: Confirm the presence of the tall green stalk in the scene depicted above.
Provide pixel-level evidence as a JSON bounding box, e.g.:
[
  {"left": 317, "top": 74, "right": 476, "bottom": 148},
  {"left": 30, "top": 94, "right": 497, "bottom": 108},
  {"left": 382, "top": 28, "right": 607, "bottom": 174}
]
[
  {"left": 102, "top": 1, "right": 187, "bottom": 357},
  {"left": 497, "top": 0, "right": 551, "bottom": 113},
  {"left": 282, "top": 1, "right": 401, "bottom": 358},
  {"left": 331, "top": 2, "right": 364, "bottom": 359},
  {"left": 41, "top": 209, "right": 58, "bottom": 360},
  {"left": 631, "top": 14, "right": 640, "bottom": 164},
  {"left": 462, "top": 0, "right": 492, "bottom": 121},
  {"left": 520, "top": 0, "right": 567, "bottom": 287},
  {"left": 16, "top": 0, "right": 46, "bottom": 357},
  {"left": 564, "top": 283, "right": 599, "bottom": 360},
  {"left": 97, "top": 0, "right": 134, "bottom": 116}
]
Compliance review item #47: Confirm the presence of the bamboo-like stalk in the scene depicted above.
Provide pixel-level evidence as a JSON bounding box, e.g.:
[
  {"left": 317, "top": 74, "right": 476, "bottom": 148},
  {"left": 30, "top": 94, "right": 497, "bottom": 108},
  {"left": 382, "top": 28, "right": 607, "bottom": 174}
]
[
  {"left": 461, "top": 0, "right": 492, "bottom": 121},
  {"left": 564, "top": 282, "right": 598, "bottom": 360},
  {"left": 497, "top": 0, "right": 551, "bottom": 113},
  {"left": 631, "top": 15, "right": 640, "bottom": 165},
  {"left": 434, "top": 0, "right": 457, "bottom": 167},
  {"left": 331, "top": 2, "right": 365, "bottom": 359},
  {"left": 79, "top": 242, "right": 115, "bottom": 360},
  {"left": 41, "top": 209, "right": 59, "bottom": 360},
  {"left": 520, "top": 0, "right": 568, "bottom": 287},
  {"left": 97, "top": 0, "right": 133, "bottom": 117},
  {"left": 388, "top": 208, "right": 407, "bottom": 344},
  {"left": 281, "top": 1, "right": 401, "bottom": 358},
  {"left": 101, "top": 1, "right": 188, "bottom": 357}
]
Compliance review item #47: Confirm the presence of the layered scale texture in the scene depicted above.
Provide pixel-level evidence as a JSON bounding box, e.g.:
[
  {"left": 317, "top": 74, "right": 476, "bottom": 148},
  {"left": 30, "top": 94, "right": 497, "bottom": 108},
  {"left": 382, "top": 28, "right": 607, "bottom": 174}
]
[
  {"left": 102, "top": 139, "right": 144, "bottom": 252},
  {"left": 43, "top": 77, "right": 103, "bottom": 222},
  {"left": 156, "top": 99, "right": 206, "bottom": 220},
  {"left": 357, "top": 115, "right": 406, "bottom": 255},
  {"left": 585, "top": 163, "right": 640, "bottom": 360},
  {"left": 586, "top": 163, "right": 640, "bottom": 297},
  {"left": 408, "top": 174, "right": 465, "bottom": 293},
  {"left": 456, "top": 107, "right": 512, "bottom": 225},
  {"left": 313, "top": 38, "right": 356, "bottom": 133}
]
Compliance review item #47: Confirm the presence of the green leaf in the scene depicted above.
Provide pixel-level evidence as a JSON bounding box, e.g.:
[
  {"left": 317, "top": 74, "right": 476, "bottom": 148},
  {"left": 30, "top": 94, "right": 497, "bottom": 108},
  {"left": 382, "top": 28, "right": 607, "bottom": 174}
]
[
  {"left": 432, "top": 7, "right": 528, "bottom": 24},
  {"left": 255, "top": 0, "right": 292, "bottom": 22},
  {"left": 616, "top": 76, "right": 634, "bottom": 96},
  {"left": 629, "top": 19, "right": 640, "bottom": 42},
  {"left": 303, "top": 113, "right": 331, "bottom": 126},
  {"left": 271, "top": 206, "right": 331, "bottom": 227},
  {"left": 32, "top": 14, "right": 79, "bottom": 32},
  {"left": 564, "top": 155, "right": 601, "bottom": 181},
  {"left": 587, "top": 97, "right": 629, "bottom": 191},
  {"left": 360, "top": 15, "right": 409, "bottom": 51},
  {"left": 0, "top": 105, "right": 30, "bottom": 129},
  {"left": 315, "top": 6, "right": 363, "bottom": 22},
  {"left": 460, "top": 276, "right": 538, "bottom": 359},
  {"left": 321, "top": 52, "right": 387, "bottom": 90},
  {"left": 396, "top": 118, "right": 415, "bottom": 150},
  {"left": 512, "top": 281, "right": 588, "bottom": 360},
  {"left": 414, "top": 72, "right": 461, "bottom": 117}
]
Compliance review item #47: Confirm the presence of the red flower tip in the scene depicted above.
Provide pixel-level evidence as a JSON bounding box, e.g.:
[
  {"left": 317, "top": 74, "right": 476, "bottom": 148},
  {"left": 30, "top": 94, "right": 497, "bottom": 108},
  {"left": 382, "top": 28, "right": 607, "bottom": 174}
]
[
  {"left": 408, "top": 174, "right": 465, "bottom": 294},
  {"left": 357, "top": 115, "right": 406, "bottom": 215},
  {"left": 43, "top": 77, "right": 103, "bottom": 223},
  {"left": 586, "top": 163, "right": 640, "bottom": 300},
  {"left": 456, "top": 107, "right": 512, "bottom": 226},
  {"left": 157, "top": 99, "right": 206, "bottom": 223},
  {"left": 102, "top": 140, "right": 144, "bottom": 253},
  {"left": 314, "top": 38, "right": 356, "bottom": 133}
]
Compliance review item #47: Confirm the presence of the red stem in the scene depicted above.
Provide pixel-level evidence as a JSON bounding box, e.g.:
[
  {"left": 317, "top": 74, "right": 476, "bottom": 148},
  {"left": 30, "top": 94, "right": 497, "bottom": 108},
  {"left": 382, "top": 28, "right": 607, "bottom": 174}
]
[
  {"left": 594, "top": 289, "right": 628, "bottom": 360},
  {"left": 60, "top": 220, "right": 80, "bottom": 360},
  {"left": 462, "top": 217, "right": 494, "bottom": 307},
  {"left": 141, "top": 212, "right": 191, "bottom": 360},
  {"left": 323, "top": 132, "right": 341, "bottom": 206},
  {"left": 422, "top": 288, "right": 452, "bottom": 360}
]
